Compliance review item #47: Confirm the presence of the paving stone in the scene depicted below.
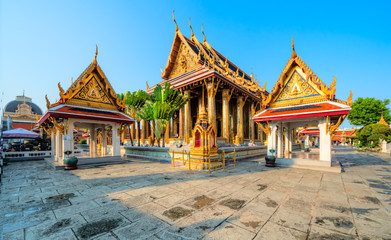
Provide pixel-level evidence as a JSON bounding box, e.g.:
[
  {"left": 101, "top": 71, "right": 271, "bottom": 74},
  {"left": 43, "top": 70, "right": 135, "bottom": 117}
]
[
  {"left": 269, "top": 207, "right": 311, "bottom": 232},
  {"left": 254, "top": 221, "right": 307, "bottom": 240},
  {"left": 203, "top": 222, "right": 256, "bottom": 240},
  {"left": 113, "top": 216, "right": 169, "bottom": 239},
  {"left": 309, "top": 225, "right": 357, "bottom": 240},
  {"left": 25, "top": 214, "right": 86, "bottom": 239}
]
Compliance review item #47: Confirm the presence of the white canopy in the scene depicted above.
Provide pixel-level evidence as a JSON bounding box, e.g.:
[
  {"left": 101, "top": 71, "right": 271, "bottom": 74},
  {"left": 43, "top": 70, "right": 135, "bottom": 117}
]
[{"left": 2, "top": 128, "right": 40, "bottom": 139}]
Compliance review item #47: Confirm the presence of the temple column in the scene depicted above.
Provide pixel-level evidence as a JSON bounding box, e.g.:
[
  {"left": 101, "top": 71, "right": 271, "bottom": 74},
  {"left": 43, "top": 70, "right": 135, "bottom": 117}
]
[
  {"left": 135, "top": 121, "right": 140, "bottom": 145},
  {"left": 90, "top": 126, "right": 97, "bottom": 158},
  {"left": 277, "top": 124, "right": 283, "bottom": 158},
  {"left": 289, "top": 128, "right": 294, "bottom": 152},
  {"left": 206, "top": 80, "right": 218, "bottom": 130},
  {"left": 55, "top": 129, "right": 61, "bottom": 161},
  {"left": 284, "top": 125, "right": 291, "bottom": 157},
  {"left": 141, "top": 120, "right": 145, "bottom": 144},
  {"left": 51, "top": 131, "right": 56, "bottom": 159},
  {"left": 178, "top": 109, "right": 183, "bottom": 139},
  {"left": 101, "top": 127, "right": 107, "bottom": 156},
  {"left": 250, "top": 103, "right": 255, "bottom": 142},
  {"left": 62, "top": 119, "right": 74, "bottom": 157},
  {"left": 237, "top": 96, "right": 246, "bottom": 144},
  {"left": 222, "top": 89, "right": 232, "bottom": 143},
  {"left": 183, "top": 90, "right": 191, "bottom": 144},
  {"left": 112, "top": 123, "right": 121, "bottom": 156},
  {"left": 267, "top": 123, "right": 277, "bottom": 156},
  {"left": 305, "top": 135, "right": 310, "bottom": 148},
  {"left": 319, "top": 117, "right": 331, "bottom": 162}
]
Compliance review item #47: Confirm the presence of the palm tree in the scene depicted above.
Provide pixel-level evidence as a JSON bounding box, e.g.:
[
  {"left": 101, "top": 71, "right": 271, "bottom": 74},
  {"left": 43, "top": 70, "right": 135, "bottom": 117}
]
[
  {"left": 124, "top": 90, "right": 150, "bottom": 146},
  {"left": 138, "top": 82, "right": 188, "bottom": 147}
]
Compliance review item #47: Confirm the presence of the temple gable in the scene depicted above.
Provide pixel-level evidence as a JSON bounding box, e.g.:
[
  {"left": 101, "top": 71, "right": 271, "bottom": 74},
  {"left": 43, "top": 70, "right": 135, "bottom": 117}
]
[
  {"left": 168, "top": 42, "right": 199, "bottom": 79},
  {"left": 274, "top": 70, "right": 321, "bottom": 103},
  {"left": 66, "top": 73, "right": 117, "bottom": 110}
]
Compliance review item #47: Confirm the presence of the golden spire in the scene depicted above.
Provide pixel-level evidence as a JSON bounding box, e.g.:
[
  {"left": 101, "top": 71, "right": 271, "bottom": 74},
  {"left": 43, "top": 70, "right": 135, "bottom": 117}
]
[
  {"left": 173, "top": 10, "right": 178, "bottom": 32},
  {"left": 146, "top": 81, "right": 150, "bottom": 90},
  {"left": 189, "top": 17, "right": 194, "bottom": 38},
  {"left": 201, "top": 23, "right": 206, "bottom": 44},
  {"left": 379, "top": 109, "right": 389, "bottom": 127},
  {"left": 93, "top": 45, "right": 98, "bottom": 64},
  {"left": 291, "top": 36, "right": 297, "bottom": 58}
]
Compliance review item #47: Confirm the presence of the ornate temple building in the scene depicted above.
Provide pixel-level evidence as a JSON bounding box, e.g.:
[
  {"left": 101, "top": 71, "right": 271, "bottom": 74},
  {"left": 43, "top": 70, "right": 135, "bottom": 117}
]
[
  {"left": 254, "top": 38, "right": 352, "bottom": 168},
  {"left": 2, "top": 94, "right": 43, "bottom": 131},
  {"left": 38, "top": 48, "right": 134, "bottom": 163},
  {"left": 145, "top": 14, "right": 269, "bottom": 146}
]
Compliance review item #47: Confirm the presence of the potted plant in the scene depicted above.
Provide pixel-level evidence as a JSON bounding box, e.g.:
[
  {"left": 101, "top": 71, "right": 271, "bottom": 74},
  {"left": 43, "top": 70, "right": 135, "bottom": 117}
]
[
  {"left": 63, "top": 151, "right": 78, "bottom": 170},
  {"left": 3, "top": 157, "right": 9, "bottom": 166},
  {"left": 265, "top": 149, "right": 276, "bottom": 167}
]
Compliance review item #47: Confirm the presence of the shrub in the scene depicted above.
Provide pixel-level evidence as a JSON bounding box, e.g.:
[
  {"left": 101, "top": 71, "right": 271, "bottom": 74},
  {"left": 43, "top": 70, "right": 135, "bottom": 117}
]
[{"left": 79, "top": 139, "right": 87, "bottom": 144}]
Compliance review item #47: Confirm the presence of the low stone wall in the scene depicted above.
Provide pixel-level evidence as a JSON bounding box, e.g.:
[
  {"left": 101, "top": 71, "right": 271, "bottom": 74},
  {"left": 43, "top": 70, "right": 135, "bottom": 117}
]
[{"left": 2, "top": 151, "right": 52, "bottom": 161}]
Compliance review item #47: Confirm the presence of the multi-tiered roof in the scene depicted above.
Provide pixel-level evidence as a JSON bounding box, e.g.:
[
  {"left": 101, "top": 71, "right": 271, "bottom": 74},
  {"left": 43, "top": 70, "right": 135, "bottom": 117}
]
[{"left": 148, "top": 12, "right": 268, "bottom": 101}]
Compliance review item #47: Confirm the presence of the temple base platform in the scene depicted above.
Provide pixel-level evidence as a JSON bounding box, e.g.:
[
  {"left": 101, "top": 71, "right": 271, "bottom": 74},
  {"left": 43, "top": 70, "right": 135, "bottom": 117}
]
[
  {"left": 123, "top": 145, "right": 269, "bottom": 170},
  {"left": 267, "top": 149, "right": 341, "bottom": 173},
  {"left": 45, "top": 156, "right": 129, "bottom": 170}
]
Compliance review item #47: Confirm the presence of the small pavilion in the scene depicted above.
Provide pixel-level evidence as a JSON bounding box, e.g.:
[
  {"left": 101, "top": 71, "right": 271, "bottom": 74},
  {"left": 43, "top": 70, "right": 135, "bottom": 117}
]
[
  {"left": 253, "top": 39, "right": 352, "bottom": 168},
  {"left": 38, "top": 48, "right": 134, "bottom": 163}
]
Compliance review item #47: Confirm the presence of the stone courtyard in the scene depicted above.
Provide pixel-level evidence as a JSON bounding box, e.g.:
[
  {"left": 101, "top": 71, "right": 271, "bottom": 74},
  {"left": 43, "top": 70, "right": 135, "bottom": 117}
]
[{"left": 1, "top": 147, "right": 391, "bottom": 240}]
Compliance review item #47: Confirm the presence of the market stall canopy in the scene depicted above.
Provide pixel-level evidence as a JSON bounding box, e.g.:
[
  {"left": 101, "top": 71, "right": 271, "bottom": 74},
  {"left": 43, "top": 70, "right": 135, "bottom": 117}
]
[{"left": 3, "top": 128, "right": 40, "bottom": 139}]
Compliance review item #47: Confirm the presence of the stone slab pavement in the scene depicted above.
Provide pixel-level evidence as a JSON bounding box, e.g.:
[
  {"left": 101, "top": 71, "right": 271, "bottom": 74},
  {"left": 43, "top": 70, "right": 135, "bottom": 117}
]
[{"left": 1, "top": 146, "right": 390, "bottom": 239}]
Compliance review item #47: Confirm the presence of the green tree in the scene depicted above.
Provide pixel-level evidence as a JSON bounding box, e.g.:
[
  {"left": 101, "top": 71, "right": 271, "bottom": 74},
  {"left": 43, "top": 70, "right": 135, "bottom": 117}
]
[
  {"left": 138, "top": 82, "right": 187, "bottom": 147},
  {"left": 124, "top": 90, "right": 150, "bottom": 146},
  {"left": 347, "top": 98, "right": 391, "bottom": 126},
  {"left": 356, "top": 123, "right": 391, "bottom": 148}
]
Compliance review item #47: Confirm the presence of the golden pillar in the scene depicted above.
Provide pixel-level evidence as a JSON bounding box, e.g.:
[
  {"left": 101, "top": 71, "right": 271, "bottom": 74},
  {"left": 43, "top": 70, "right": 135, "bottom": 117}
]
[
  {"left": 135, "top": 121, "right": 140, "bottom": 145},
  {"left": 183, "top": 90, "right": 191, "bottom": 143},
  {"left": 222, "top": 88, "right": 233, "bottom": 143},
  {"left": 206, "top": 78, "right": 220, "bottom": 130},
  {"left": 237, "top": 96, "right": 246, "bottom": 144}
]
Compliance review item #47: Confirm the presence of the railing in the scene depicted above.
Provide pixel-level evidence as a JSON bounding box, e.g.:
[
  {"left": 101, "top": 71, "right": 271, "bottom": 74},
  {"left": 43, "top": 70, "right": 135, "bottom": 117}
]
[{"left": 2, "top": 151, "right": 52, "bottom": 159}]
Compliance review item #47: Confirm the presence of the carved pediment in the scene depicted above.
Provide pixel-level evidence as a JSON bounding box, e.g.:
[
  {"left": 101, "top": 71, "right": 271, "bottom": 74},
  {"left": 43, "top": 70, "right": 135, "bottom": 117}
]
[
  {"left": 66, "top": 75, "right": 117, "bottom": 110},
  {"left": 168, "top": 42, "right": 199, "bottom": 79},
  {"left": 275, "top": 70, "right": 320, "bottom": 102},
  {"left": 270, "top": 68, "right": 327, "bottom": 107}
]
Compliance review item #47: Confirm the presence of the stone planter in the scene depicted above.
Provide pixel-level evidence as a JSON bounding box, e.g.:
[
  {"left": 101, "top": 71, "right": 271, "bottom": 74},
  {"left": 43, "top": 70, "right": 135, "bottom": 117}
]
[
  {"left": 265, "top": 155, "right": 276, "bottom": 167},
  {"left": 63, "top": 157, "right": 78, "bottom": 170}
]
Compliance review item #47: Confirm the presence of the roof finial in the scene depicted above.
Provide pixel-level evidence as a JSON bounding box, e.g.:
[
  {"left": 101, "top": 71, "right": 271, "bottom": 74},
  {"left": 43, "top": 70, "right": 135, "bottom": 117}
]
[
  {"left": 201, "top": 23, "right": 206, "bottom": 43},
  {"left": 173, "top": 10, "right": 178, "bottom": 32},
  {"left": 93, "top": 45, "right": 98, "bottom": 64},
  {"left": 71, "top": 77, "right": 73, "bottom": 84},
  {"left": 291, "top": 36, "right": 297, "bottom": 58},
  {"left": 189, "top": 17, "right": 194, "bottom": 38}
]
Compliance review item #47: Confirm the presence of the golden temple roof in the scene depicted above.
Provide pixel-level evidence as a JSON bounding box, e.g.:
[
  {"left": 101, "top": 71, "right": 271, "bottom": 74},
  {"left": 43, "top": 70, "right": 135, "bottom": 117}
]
[
  {"left": 46, "top": 46, "right": 125, "bottom": 111},
  {"left": 260, "top": 37, "right": 353, "bottom": 109},
  {"left": 158, "top": 12, "right": 267, "bottom": 97}
]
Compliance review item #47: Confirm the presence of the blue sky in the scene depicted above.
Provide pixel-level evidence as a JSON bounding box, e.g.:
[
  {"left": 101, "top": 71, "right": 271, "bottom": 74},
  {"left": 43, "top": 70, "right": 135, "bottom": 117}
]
[{"left": 1, "top": 1, "right": 390, "bottom": 128}]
